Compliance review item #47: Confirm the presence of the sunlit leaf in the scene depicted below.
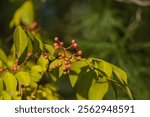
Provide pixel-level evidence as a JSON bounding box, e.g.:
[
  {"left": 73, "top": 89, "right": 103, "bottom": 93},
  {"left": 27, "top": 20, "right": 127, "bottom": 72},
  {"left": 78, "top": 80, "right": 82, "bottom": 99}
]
[
  {"left": 31, "top": 65, "right": 43, "bottom": 73},
  {"left": 13, "top": 26, "right": 28, "bottom": 58},
  {"left": 20, "top": 0, "right": 34, "bottom": 26},
  {"left": 37, "top": 55, "right": 48, "bottom": 72},
  {"left": 0, "top": 48, "right": 7, "bottom": 64},
  {"left": 44, "top": 44, "right": 55, "bottom": 55},
  {"left": 89, "top": 78, "right": 109, "bottom": 100},
  {"left": 2, "top": 91, "right": 11, "bottom": 100},
  {"left": 30, "top": 71, "right": 42, "bottom": 82},
  {"left": 112, "top": 65, "right": 127, "bottom": 84},
  {"left": 3, "top": 72, "right": 17, "bottom": 96},
  {"left": 0, "top": 79, "right": 3, "bottom": 97},
  {"left": 69, "top": 60, "right": 88, "bottom": 87},
  {"left": 15, "top": 71, "right": 30, "bottom": 86}
]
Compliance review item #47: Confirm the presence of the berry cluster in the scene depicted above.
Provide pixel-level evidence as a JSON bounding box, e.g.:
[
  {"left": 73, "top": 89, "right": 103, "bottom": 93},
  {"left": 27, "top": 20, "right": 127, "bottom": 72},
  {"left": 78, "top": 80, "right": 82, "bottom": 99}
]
[{"left": 53, "top": 37, "right": 83, "bottom": 73}]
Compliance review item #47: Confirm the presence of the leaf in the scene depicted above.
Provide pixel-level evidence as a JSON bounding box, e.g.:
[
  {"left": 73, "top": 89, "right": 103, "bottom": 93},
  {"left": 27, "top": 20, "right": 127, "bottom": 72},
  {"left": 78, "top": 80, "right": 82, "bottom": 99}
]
[
  {"left": 0, "top": 79, "right": 3, "bottom": 96},
  {"left": 2, "top": 91, "right": 11, "bottom": 100},
  {"left": 112, "top": 65, "right": 127, "bottom": 84},
  {"left": 97, "top": 60, "right": 112, "bottom": 78},
  {"left": 30, "top": 71, "right": 42, "bottom": 82},
  {"left": 37, "top": 56, "right": 48, "bottom": 72},
  {"left": 9, "top": 0, "right": 34, "bottom": 27},
  {"left": 15, "top": 71, "right": 30, "bottom": 86},
  {"left": 75, "top": 68, "right": 96, "bottom": 100},
  {"left": 44, "top": 44, "right": 55, "bottom": 55},
  {"left": 20, "top": 0, "right": 34, "bottom": 26},
  {"left": 0, "top": 48, "right": 7, "bottom": 64},
  {"left": 3, "top": 72, "right": 17, "bottom": 96},
  {"left": 88, "top": 78, "right": 109, "bottom": 100},
  {"left": 31, "top": 65, "right": 43, "bottom": 73},
  {"left": 69, "top": 60, "right": 88, "bottom": 87},
  {"left": 27, "top": 32, "right": 43, "bottom": 56},
  {"left": 9, "top": 8, "right": 22, "bottom": 28},
  {"left": 13, "top": 26, "right": 28, "bottom": 58}
]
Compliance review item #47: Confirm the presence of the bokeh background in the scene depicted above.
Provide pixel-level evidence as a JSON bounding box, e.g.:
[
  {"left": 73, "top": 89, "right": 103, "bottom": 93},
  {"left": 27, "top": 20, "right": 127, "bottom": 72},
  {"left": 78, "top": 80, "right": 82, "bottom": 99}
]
[{"left": 0, "top": 0, "right": 150, "bottom": 99}]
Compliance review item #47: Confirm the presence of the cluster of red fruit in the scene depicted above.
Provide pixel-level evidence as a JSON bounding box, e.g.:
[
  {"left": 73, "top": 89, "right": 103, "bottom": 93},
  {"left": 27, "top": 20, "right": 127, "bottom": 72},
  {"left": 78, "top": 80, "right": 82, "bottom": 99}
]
[{"left": 53, "top": 37, "right": 83, "bottom": 73}]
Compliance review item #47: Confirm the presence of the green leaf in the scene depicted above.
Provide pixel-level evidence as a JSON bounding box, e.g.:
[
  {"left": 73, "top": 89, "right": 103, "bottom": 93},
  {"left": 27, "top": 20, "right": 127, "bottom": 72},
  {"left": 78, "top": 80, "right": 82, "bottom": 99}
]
[
  {"left": 13, "top": 26, "right": 28, "bottom": 58},
  {"left": 0, "top": 48, "right": 7, "bottom": 64},
  {"left": 97, "top": 60, "right": 112, "bottom": 78},
  {"left": 20, "top": 0, "right": 34, "bottom": 26},
  {"left": 37, "top": 56, "right": 48, "bottom": 72},
  {"left": 69, "top": 60, "right": 88, "bottom": 87},
  {"left": 15, "top": 71, "right": 30, "bottom": 86},
  {"left": 44, "top": 44, "right": 55, "bottom": 55},
  {"left": 88, "top": 78, "right": 109, "bottom": 100},
  {"left": 75, "top": 68, "right": 96, "bottom": 100},
  {"left": 30, "top": 71, "right": 42, "bottom": 82},
  {"left": 2, "top": 91, "right": 11, "bottom": 100},
  {"left": 3, "top": 72, "right": 17, "bottom": 96},
  {"left": 112, "top": 65, "right": 127, "bottom": 84},
  {"left": 0, "top": 79, "right": 3, "bottom": 96},
  {"left": 9, "top": 0, "right": 34, "bottom": 27},
  {"left": 27, "top": 32, "right": 43, "bottom": 56},
  {"left": 31, "top": 65, "right": 43, "bottom": 73}
]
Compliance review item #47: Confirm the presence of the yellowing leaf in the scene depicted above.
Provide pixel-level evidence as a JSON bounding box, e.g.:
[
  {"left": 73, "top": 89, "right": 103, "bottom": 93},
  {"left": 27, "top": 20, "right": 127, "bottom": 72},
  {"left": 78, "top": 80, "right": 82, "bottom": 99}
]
[
  {"left": 15, "top": 71, "right": 30, "bottom": 86},
  {"left": 13, "top": 26, "right": 28, "bottom": 58},
  {"left": 2, "top": 91, "right": 11, "bottom": 100},
  {"left": 3, "top": 72, "right": 17, "bottom": 96},
  {"left": 30, "top": 71, "right": 42, "bottom": 82}
]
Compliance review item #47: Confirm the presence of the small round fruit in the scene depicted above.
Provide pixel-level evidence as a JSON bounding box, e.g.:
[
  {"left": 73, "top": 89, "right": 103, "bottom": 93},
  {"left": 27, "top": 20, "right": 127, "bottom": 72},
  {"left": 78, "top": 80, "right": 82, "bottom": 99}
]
[{"left": 54, "top": 37, "right": 59, "bottom": 41}]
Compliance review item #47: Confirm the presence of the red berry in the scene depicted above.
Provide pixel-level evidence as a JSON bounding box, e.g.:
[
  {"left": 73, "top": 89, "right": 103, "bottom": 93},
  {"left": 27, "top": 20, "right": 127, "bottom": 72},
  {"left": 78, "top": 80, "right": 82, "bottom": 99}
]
[
  {"left": 16, "top": 59, "right": 19, "bottom": 63},
  {"left": 73, "top": 43, "right": 78, "bottom": 49},
  {"left": 60, "top": 42, "right": 64, "bottom": 46},
  {"left": 71, "top": 40, "right": 76, "bottom": 44},
  {"left": 58, "top": 62, "right": 62, "bottom": 66},
  {"left": 63, "top": 66, "right": 68, "bottom": 72},
  {"left": 64, "top": 61, "right": 69, "bottom": 65},
  {"left": 54, "top": 43, "right": 58, "bottom": 47},
  {"left": 67, "top": 64, "right": 71, "bottom": 68},
  {"left": 27, "top": 53, "right": 32, "bottom": 57},
  {"left": 44, "top": 55, "right": 49, "bottom": 59},
  {"left": 68, "top": 55, "right": 72, "bottom": 60},
  {"left": 77, "top": 50, "right": 83, "bottom": 56},
  {"left": 13, "top": 67, "right": 17, "bottom": 72},
  {"left": 54, "top": 45, "right": 60, "bottom": 50},
  {"left": 54, "top": 37, "right": 59, "bottom": 41},
  {"left": 0, "top": 68, "right": 3, "bottom": 72},
  {"left": 61, "top": 53, "right": 66, "bottom": 58}
]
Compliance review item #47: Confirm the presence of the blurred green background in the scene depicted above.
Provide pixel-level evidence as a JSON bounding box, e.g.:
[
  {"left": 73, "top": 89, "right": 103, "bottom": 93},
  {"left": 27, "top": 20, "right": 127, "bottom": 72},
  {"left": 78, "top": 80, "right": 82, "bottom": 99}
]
[{"left": 0, "top": 0, "right": 150, "bottom": 99}]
